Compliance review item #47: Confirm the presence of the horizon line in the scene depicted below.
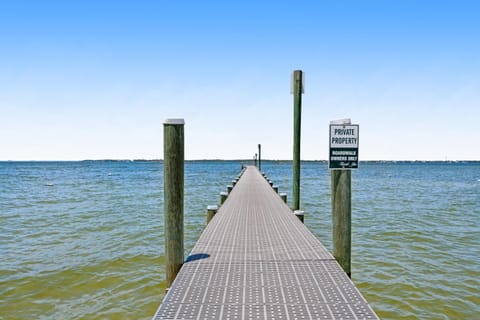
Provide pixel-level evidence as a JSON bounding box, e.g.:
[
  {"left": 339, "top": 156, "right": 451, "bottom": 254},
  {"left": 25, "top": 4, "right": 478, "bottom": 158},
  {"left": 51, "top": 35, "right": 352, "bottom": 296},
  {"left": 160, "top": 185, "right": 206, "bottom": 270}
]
[{"left": 1, "top": 159, "right": 479, "bottom": 162}]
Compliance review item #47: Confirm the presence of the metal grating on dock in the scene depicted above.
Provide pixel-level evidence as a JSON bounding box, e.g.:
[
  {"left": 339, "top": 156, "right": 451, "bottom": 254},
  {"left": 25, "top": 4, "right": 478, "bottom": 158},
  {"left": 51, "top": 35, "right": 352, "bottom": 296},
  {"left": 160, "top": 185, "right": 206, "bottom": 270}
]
[{"left": 153, "top": 166, "right": 378, "bottom": 319}]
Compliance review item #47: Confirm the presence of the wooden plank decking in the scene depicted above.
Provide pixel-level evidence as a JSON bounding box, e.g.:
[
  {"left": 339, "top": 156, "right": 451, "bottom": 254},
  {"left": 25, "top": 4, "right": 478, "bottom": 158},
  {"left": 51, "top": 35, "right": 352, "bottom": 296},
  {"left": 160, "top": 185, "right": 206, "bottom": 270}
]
[{"left": 153, "top": 166, "right": 378, "bottom": 319}]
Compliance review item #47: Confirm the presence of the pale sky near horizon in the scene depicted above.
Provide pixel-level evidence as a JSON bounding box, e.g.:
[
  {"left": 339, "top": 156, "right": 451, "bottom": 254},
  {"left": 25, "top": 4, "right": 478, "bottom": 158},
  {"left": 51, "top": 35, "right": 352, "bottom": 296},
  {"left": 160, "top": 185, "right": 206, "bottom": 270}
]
[{"left": 1, "top": 1, "right": 479, "bottom": 161}]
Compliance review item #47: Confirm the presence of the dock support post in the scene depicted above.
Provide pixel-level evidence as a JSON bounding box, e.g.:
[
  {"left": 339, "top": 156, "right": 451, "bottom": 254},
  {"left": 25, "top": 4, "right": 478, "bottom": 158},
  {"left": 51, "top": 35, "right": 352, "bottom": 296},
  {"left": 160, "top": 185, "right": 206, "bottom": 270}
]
[
  {"left": 258, "top": 144, "right": 262, "bottom": 171},
  {"left": 294, "top": 210, "right": 304, "bottom": 223},
  {"left": 206, "top": 205, "right": 218, "bottom": 224},
  {"left": 163, "top": 118, "right": 185, "bottom": 288},
  {"left": 280, "top": 192, "right": 287, "bottom": 203},
  {"left": 331, "top": 169, "right": 352, "bottom": 277},
  {"left": 220, "top": 191, "right": 228, "bottom": 205},
  {"left": 292, "top": 70, "right": 303, "bottom": 211}
]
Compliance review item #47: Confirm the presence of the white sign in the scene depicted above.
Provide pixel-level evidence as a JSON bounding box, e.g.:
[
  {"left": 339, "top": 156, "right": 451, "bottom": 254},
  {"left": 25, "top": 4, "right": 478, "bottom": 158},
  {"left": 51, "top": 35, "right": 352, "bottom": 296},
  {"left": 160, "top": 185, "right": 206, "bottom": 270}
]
[
  {"left": 329, "top": 124, "right": 359, "bottom": 169},
  {"left": 330, "top": 124, "right": 359, "bottom": 148}
]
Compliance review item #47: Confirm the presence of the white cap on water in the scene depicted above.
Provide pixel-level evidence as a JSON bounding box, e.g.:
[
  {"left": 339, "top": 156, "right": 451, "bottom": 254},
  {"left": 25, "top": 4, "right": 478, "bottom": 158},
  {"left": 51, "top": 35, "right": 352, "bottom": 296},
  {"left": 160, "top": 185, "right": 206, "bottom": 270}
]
[{"left": 164, "top": 118, "right": 185, "bottom": 125}]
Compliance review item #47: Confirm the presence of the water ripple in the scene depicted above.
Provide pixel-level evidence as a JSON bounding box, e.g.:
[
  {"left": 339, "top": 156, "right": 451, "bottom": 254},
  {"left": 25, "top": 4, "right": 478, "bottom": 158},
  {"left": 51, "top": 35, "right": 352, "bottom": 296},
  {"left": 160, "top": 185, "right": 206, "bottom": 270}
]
[{"left": 1, "top": 161, "right": 479, "bottom": 319}]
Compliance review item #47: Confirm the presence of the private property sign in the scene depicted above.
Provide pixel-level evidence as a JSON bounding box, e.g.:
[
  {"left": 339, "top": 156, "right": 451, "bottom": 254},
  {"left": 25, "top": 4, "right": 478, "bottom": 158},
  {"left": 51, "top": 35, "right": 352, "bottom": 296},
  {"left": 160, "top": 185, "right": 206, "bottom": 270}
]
[{"left": 329, "top": 122, "right": 359, "bottom": 169}]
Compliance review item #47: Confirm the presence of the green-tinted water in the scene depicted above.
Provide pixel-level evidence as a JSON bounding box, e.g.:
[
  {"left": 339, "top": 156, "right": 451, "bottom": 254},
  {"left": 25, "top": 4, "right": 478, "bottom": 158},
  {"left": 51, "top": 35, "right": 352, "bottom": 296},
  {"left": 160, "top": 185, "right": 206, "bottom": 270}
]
[{"left": 1, "top": 161, "right": 479, "bottom": 319}]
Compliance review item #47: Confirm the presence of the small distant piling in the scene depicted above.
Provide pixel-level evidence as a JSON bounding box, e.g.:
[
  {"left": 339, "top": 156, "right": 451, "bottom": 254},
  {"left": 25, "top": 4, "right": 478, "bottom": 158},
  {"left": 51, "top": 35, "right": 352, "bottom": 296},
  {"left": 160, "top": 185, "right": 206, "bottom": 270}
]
[
  {"left": 220, "top": 191, "right": 228, "bottom": 205},
  {"left": 163, "top": 118, "right": 185, "bottom": 288},
  {"left": 206, "top": 205, "right": 218, "bottom": 224},
  {"left": 258, "top": 144, "right": 262, "bottom": 171},
  {"left": 294, "top": 210, "right": 304, "bottom": 223}
]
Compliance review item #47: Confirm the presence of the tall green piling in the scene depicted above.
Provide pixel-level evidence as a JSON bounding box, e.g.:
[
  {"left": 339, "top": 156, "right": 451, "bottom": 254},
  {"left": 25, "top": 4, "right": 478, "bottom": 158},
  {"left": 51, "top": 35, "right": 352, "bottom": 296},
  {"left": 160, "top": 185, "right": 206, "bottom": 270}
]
[
  {"left": 163, "top": 118, "right": 185, "bottom": 287},
  {"left": 292, "top": 70, "right": 303, "bottom": 210}
]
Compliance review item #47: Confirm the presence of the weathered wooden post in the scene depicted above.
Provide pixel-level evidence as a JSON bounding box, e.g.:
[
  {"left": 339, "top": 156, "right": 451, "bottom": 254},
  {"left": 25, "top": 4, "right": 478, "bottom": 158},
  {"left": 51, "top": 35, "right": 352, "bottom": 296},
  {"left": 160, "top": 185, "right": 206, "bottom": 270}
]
[
  {"left": 294, "top": 210, "right": 304, "bottom": 223},
  {"left": 292, "top": 70, "right": 304, "bottom": 211},
  {"left": 254, "top": 153, "right": 257, "bottom": 167},
  {"left": 163, "top": 118, "right": 185, "bottom": 288},
  {"left": 206, "top": 205, "right": 218, "bottom": 224},
  {"left": 227, "top": 184, "right": 233, "bottom": 194},
  {"left": 220, "top": 191, "right": 228, "bottom": 205},
  {"left": 280, "top": 192, "right": 287, "bottom": 203},
  {"left": 258, "top": 144, "right": 262, "bottom": 171},
  {"left": 329, "top": 119, "right": 359, "bottom": 278},
  {"left": 331, "top": 170, "right": 351, "bottom": 277},
  {"left": 273, "top": 185, "right": 279, "bottom": 193}
]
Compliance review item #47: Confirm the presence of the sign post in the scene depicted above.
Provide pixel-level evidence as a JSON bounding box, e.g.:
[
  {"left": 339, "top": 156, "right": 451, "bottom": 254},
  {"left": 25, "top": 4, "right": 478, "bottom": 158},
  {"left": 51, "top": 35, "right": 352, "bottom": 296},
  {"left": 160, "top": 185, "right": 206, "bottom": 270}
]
[{"left": 329, "top": 119, "right": 359, "bottom": 278}]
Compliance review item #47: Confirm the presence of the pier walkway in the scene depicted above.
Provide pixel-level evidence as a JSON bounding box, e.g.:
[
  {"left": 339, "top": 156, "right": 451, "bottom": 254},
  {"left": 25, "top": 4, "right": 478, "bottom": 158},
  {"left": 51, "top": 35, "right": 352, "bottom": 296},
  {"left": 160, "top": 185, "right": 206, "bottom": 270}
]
[{"left": 153, "top": 166, "right": 378, "bottom": 319}]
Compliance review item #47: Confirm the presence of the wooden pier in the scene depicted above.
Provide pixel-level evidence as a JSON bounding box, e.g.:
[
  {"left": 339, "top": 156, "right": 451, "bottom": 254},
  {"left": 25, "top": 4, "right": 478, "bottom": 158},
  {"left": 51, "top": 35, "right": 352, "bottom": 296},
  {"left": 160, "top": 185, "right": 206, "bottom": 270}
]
[{"left": 153, "top": 166, "right": 378, "bottom": 319}]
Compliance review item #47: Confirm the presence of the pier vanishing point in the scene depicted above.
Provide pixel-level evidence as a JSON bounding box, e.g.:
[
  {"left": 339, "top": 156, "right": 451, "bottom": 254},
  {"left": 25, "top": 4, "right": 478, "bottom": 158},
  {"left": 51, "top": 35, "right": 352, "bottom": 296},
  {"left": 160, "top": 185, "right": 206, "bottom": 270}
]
[{"left": 153, "top": 166, "right": 378, "bottom": 319}]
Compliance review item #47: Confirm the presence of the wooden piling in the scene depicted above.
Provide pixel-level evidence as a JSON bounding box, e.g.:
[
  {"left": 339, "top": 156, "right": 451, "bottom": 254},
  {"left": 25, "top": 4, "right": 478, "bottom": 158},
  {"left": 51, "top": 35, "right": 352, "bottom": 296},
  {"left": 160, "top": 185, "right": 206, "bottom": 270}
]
[
  {"left": 294, "top": 210, "right": 304, "bottom": 223},
  {"left": 163, "top": 118, "right": 185, "bottom": 288},
  {"left": 206, "top": 205, "right": 218, "bottom": 224},
  {"left": 227, "top": 184, "right": 233, "bottom": 194},
  {"left": 258, "top": 144, "right": 262, "bottom": 171},
  {"left": 331, "top": 169, "right": 352, "bottom": 277},
  {"left": 220, "top": 191, "right": 228, "bottom": 205},
  {"left": 273, "top": 185, "right": 279, "bottom": 193},
  {"left": 292, "top": 70, "right": 303, "bottom": 211},
  {"left": 280, "top": 192, "right": 287, "bottom": 203}
]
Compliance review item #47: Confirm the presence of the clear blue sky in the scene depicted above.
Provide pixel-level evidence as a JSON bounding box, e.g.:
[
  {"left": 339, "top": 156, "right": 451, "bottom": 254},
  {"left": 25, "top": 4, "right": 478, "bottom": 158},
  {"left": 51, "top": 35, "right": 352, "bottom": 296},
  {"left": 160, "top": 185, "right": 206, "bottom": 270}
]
[{"left": 1, "top": 1, "right": 479, "bottom": 160}]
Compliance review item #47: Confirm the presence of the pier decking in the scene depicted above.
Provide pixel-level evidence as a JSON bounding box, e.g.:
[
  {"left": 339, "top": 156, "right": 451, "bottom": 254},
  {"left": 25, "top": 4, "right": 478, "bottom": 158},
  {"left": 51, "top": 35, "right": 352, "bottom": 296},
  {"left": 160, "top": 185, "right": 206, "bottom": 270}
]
[{"left": 153, "top": 166, "right": 378, "bottom": 319}]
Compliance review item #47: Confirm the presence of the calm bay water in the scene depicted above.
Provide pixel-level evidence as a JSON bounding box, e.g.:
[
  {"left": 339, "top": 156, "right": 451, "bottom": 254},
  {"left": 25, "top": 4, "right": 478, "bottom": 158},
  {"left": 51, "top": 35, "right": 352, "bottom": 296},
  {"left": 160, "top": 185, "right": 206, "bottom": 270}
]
[{"left": 1, "top": 161, "right": 479, "bottom": 319}]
